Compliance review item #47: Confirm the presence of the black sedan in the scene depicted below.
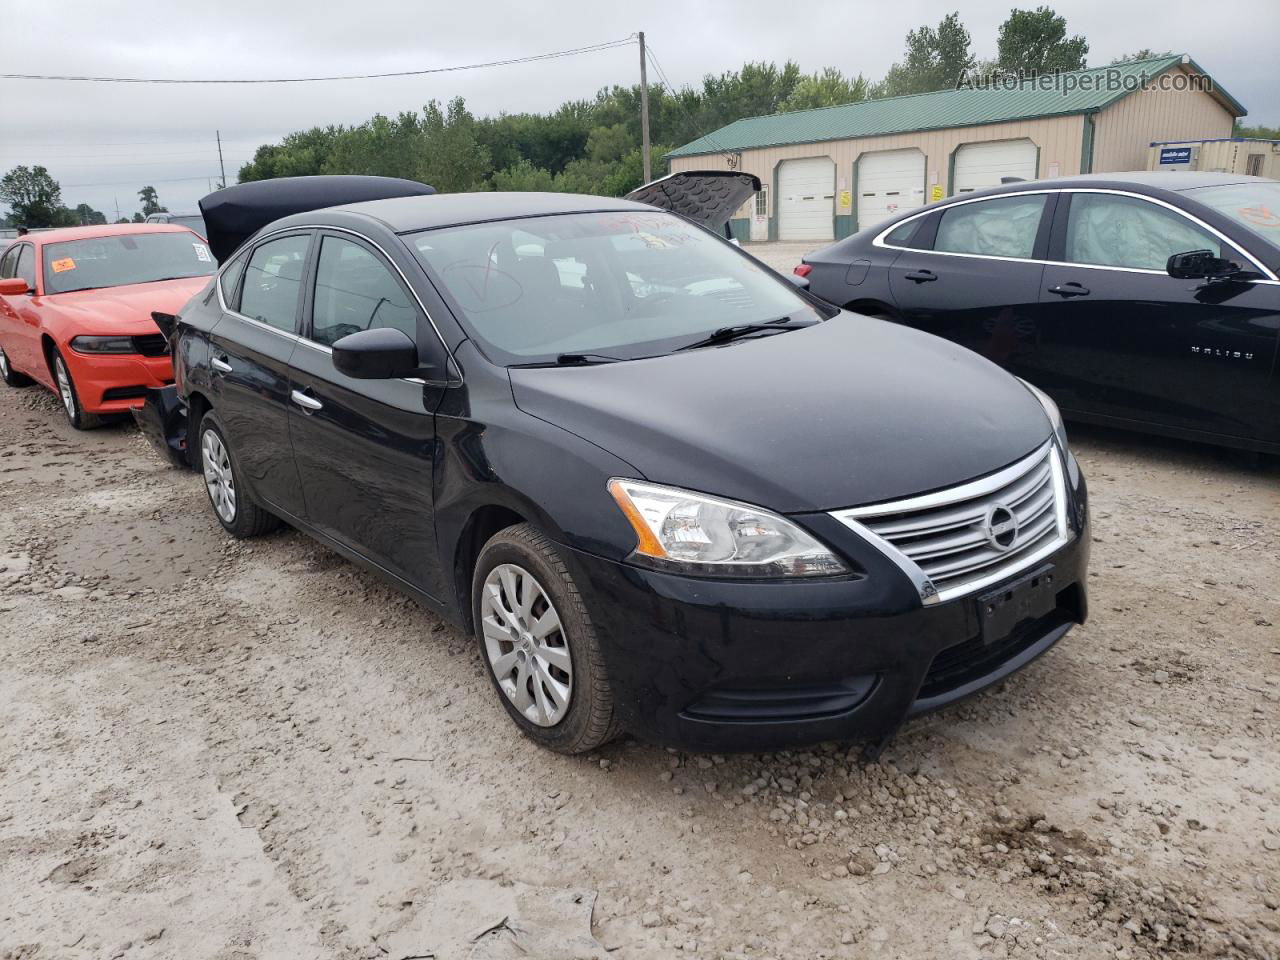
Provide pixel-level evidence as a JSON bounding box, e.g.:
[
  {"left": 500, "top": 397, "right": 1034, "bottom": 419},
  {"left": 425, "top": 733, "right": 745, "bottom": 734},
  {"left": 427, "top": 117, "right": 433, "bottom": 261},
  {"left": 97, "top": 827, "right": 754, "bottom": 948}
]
[
  {"left": 798, "top": 172, "right": 1280, "bottom": 455},
  {"left": 142, "top": 175, "right": 1089, "bottom": 754}
]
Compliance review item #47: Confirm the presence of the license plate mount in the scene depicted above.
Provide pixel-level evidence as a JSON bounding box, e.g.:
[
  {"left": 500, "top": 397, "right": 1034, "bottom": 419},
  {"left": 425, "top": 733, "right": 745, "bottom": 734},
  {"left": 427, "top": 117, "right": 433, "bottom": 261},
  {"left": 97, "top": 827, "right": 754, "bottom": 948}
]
[{"left": 977, "top": 563, "right": 1058, "bottom": 645}]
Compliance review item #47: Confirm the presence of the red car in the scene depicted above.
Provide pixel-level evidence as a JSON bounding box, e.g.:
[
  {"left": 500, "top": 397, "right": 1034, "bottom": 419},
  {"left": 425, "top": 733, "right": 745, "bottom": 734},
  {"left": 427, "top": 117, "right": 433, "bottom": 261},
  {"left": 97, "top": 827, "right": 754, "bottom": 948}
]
[{"left": 0, "top": 224, "right": 216, "bottom": 428}]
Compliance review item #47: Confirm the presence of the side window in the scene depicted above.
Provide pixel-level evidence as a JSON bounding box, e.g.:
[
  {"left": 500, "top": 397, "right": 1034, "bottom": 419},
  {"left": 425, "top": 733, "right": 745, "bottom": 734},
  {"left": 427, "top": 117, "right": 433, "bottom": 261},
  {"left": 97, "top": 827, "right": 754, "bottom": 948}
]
[
  {"left": 1065, "top": 193, "right": 1221, "bottom": 271},
  {"left": 239, "top": 234, "right": 310, "bottom": 332},
  {"left": 934, "top": 194, "right": 1047, "bottom": 259},
  {"left": 311, "top": 236, "right": 418, "bottom": 348},
  {"left": 0, "top": 245, "right": 19, "bottom": 279},
  {"left": 219, "top": 249, "right": 248, "bottom": 307},
  {"left": 15, "top": 245, "right": 37, "bottom": 289}
]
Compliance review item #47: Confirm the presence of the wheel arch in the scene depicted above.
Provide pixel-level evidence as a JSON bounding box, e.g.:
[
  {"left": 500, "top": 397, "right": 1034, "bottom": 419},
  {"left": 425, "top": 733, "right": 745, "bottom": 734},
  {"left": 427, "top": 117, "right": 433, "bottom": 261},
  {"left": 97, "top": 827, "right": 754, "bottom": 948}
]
[
  {"left": 452, "top": 503, "right": 532, "bottom": 635},
  {"left": 843, "top": 298, "right": 901, "bottom": 320}
]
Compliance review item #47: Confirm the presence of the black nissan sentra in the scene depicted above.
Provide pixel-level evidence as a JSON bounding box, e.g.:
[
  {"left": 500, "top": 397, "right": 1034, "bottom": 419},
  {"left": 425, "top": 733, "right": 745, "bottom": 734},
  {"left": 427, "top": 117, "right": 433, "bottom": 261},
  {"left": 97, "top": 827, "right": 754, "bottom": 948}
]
[{"left": 141, "top": 175, "right": 1089, "bottom": 754}]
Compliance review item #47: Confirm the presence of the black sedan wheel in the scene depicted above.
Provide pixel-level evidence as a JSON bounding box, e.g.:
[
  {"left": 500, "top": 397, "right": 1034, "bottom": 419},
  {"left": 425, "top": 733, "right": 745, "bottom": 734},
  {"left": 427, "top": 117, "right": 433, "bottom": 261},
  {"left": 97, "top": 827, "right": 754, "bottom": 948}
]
[
  {"left": 197, "top": 413, "right": 280, "bottom": 538},
  {"left": 472, "top": 523, "right": 620, "bottom": 754}
]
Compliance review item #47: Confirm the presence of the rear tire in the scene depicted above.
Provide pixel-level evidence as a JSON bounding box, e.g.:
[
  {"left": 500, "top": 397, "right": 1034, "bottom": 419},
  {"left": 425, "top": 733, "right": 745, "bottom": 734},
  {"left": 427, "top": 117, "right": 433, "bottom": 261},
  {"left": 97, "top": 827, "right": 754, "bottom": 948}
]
[
  {"left": 196, "top": 412, "right": 281, "bottom": 538},
  {"left": 51, "top": 349, "right": 102, "bottom": 430},
  {"left": 472, "top": 523, "right": 621, "bottom": 754},
  {"left": 0, "top": 345, "right": 33, "bottom": 387}
]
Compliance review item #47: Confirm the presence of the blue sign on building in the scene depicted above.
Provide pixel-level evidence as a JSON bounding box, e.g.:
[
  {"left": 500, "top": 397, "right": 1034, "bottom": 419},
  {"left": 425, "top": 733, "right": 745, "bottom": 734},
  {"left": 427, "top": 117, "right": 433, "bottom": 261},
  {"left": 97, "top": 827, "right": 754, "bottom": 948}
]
[{"left": 1159, "top": 147, "right": 1193, "bottom": 165}]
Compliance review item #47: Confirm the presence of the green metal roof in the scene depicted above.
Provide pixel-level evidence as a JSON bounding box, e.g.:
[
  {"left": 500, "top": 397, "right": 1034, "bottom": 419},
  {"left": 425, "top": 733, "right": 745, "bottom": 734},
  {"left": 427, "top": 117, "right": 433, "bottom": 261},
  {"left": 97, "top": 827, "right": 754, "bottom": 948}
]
[{"left": 668, "top": 55, "right": 1245, "bottom": 159}]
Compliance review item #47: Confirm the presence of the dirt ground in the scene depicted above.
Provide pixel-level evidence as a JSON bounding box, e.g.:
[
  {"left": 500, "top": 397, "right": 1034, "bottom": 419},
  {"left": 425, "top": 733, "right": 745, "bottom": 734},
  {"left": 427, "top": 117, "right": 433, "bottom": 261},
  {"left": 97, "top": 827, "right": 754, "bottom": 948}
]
[{"left": 0, "top": 370, "right": 1277, "bottom": 960}]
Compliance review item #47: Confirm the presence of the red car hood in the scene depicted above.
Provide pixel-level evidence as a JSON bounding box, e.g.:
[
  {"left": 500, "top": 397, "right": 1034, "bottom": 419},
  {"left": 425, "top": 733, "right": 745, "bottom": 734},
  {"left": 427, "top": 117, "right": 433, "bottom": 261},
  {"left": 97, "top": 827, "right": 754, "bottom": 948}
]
[{"left": 43, "top": 276, "right": 212, "bottom": 333}]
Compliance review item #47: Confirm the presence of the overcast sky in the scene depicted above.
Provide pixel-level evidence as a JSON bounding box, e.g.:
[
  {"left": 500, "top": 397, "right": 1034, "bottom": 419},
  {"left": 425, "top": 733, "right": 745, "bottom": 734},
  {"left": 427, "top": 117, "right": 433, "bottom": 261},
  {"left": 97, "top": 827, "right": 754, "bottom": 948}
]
[{"left": 4, "top": 0, "right": 1278, "bottom": 219}]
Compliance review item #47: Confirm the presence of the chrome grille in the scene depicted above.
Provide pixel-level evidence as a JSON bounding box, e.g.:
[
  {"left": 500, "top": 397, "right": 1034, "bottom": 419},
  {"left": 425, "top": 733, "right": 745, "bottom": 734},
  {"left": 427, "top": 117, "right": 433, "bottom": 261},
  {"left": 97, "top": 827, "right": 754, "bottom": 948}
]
[{"left": 831, "top": 442, "right": 1069, "bottom": 604}]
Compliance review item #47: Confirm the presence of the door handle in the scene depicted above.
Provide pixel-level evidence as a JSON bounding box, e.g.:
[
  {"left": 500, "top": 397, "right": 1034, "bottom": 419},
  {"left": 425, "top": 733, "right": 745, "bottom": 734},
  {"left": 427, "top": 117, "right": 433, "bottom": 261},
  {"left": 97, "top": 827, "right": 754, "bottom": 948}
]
[
  {"left": 290, "top": 389, "right": 323, "bottom": 412},
  {"left": 1048, "top": 282, "right": 1090, "bottom": 298},
  {"left": 904, "top": 270, "right": 937, "bottom": 283},
  {"left": 210, "top": 356, "right": 232, "bottom": 374}
]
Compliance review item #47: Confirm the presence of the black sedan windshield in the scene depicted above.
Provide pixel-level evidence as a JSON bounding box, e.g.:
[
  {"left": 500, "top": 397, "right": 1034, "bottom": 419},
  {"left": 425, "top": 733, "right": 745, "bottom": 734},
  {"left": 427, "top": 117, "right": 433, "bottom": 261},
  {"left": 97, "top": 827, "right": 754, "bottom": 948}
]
[
  {"left": 43, "top": 231, "right": 216, "bottom": 295},
  {"left": 1184, "top": 181, "right": 1280, "bottom": 249},
  {"left": 408, "top": 210, "right": 820, "bottom": 363}
]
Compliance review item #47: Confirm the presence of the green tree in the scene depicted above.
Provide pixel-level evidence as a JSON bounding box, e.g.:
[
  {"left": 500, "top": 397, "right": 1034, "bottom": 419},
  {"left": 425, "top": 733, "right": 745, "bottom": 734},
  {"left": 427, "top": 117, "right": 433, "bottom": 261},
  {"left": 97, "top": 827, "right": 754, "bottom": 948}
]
[
  {"left": 1235, "top": 122, "right": 1280, "bottom": 139},
  {"left": 879, "top": 12, "right": 975, "bottom": 96},
  {"left": 1110, "top": 49, "right": 1173, "bottom": 64},
  {"left": 73, "top": 203, "right": 107, "bottom": 226},
  {"left": 419, "top": 97, "right": 492, "bottom": 193},
  {"left": 997, "top": 6, "right": 1089, "bottom": 74},
  {"left": 0, "top": 165, "right": 69, "bottom": 227},
  {"left": 781, "top": 68, "right": 870, "bottom": 111},
  {"left": 138, "top": 185, "right": 166, "bottom": 216}
]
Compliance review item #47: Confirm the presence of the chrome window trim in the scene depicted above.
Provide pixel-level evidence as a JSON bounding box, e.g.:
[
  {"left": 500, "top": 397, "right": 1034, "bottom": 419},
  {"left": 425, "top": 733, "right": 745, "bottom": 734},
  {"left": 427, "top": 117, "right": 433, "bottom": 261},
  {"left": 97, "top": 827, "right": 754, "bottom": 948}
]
[
  {"left": 831, "top": 441, "right": 1071, "bottom": 606},
  {"left": 871, "top": 187, "right": 1279, "bottom": 283},
  {"left": 214, "top": 223, "right": 460, "bottom": 385}
]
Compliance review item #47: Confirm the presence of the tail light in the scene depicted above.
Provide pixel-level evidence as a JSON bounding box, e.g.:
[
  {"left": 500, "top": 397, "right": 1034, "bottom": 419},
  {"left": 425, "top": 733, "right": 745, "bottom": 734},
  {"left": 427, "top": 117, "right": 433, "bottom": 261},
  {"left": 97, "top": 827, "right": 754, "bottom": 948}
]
[{"left": 793, "top": 263, "right": 812, "bottom": 278}]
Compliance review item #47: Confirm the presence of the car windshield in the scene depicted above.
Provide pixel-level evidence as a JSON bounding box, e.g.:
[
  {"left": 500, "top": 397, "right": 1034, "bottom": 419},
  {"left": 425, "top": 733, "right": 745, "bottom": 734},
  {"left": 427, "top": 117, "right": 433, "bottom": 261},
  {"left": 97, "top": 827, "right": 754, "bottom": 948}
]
[
  {"left": 408, "top": 210, "right": 821, "bottom": 363},
  {"left": 43, "top": 231, "right": 216, "bottom": 294},
  {"left": 1184, "top": 181, "right": 1280, "bottom": 248}
]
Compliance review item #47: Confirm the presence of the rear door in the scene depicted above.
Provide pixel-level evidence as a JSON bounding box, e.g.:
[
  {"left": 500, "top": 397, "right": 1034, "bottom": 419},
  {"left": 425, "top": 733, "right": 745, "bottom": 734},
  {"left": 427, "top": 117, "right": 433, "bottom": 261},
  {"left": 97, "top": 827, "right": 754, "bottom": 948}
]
[
  {"left": 2, "top": 244, "right": 44, "bottom": 379},
  {"left": 1036, "top": 191, "right": 1280, "bottom": 445},
  {"left": 287, "top": 230, "right": 445, "bottom": 597},
  {"left": 209, "top": 231, "right": 310, "bottom": 517},
  {"left": 887, "top": 192, "right": 1054, "bottom": 371}
]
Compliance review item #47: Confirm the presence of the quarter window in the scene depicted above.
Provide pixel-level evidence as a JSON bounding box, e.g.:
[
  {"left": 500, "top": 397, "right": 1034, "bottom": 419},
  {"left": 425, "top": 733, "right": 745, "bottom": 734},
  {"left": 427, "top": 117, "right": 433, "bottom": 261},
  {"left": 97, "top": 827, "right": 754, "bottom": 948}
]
[
  {"left": 0, "top": 245, "right": 19, "bottom": 280},
  {"left": 1065, "top": 194, "right": 1220, "bottom": 271},
  {"left": 934, "top": 194, "right": 1047, "bottom": 259},
  {"left": 219, "top": 249, "right": 248, "bottom": 307},
  {"left": 239, "top": 234, "right": 310, "bottom": 333},
  {"left": 311, "top": 236, "right": 418, "bottom": 348}
]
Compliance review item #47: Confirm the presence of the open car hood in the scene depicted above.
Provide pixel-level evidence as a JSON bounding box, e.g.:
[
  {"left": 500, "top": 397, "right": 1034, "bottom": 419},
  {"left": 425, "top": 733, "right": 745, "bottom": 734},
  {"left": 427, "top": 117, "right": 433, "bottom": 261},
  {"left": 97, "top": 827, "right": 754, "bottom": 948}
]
[
  {"left": 198, "top": 175, "right": 436, "bottom": 263},
  {"left": 625, "top": 171, "right": 760, "bottom": 233}
]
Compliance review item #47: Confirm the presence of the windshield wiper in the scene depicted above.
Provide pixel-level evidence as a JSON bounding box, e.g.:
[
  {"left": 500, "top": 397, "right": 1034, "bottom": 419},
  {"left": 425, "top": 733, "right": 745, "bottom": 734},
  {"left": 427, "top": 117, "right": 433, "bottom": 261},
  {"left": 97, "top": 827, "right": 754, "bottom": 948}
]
[
  {"left": 676, "top": 317, "right": 814, "bottom": 352},
  {"left": 511, "top": 353, "right": 623, "bottom": 368}
]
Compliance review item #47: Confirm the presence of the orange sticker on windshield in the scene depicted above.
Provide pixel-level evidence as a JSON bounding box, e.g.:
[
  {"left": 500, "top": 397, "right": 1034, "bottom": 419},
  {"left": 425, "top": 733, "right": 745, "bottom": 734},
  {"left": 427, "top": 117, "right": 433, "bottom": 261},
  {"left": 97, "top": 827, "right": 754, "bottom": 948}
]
[
  {"left": 50, "top": 258, "right": 77, "bottom": 273},
  {"left": 1239, "top": 204, "right": 1280, "bottom": 228}
]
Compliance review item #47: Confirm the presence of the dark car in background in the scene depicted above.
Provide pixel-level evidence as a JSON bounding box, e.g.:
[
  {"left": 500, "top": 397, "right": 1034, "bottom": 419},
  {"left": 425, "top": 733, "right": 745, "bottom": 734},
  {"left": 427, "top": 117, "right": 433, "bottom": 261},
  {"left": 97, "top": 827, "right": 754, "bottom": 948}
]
[
  {"left": 145, "top": 211, "right": 208, "bottom": 238},
  {"left": 798, "top": 172, "right": 1280, "bottom": 455},
  {"left": 143, "top": 175, "right": 1088, "bottom": 755}
]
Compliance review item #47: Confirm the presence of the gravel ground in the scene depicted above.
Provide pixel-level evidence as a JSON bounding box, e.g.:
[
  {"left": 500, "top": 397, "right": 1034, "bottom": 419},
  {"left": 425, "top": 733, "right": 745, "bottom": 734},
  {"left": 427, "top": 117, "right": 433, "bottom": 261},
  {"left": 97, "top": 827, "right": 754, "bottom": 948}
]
[{"left": 0, "top": 371, "right": 1277, "bottom": 960}]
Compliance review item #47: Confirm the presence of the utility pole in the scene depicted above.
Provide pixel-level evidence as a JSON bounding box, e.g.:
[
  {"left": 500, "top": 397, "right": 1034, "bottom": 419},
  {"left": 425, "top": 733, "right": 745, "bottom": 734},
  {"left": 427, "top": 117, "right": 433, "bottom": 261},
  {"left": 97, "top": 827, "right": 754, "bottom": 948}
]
[
  {"left": 113, "top": 196, "right": 120, "bottom": 222},
  {"left": 216, "top": 130, "right": 227, "bottom": 189},
  {"left": 639, "top": 32, "right": 651, "bottom": 184}
]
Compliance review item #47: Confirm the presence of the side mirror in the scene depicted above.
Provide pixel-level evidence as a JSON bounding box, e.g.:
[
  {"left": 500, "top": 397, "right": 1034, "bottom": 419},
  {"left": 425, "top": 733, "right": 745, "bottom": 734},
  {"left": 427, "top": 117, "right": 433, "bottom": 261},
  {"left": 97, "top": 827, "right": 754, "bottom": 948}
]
[
  {"left": 332, "top": 327, "right": 420, "bottom": 380},
  {"left": 786, "top": 272, "right": 811, "bottom": 291},
  {"left": 0, "top": 278, "right": 30, "bottom": 295},
  {"left": 1166, "top": 249, "right": 1241, "bottom": 281}
]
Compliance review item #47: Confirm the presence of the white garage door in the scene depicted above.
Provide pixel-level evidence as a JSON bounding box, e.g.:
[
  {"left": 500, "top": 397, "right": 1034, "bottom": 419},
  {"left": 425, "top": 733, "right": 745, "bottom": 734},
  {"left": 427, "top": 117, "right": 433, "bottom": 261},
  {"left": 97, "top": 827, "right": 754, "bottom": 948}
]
[
  {"left": 777, "top": 157, "right": 834, "bottom": 241},
  {"left": 857, "top": 149, "right": 926, "bottom": 231},
  {"left": 953, "top": 140, "right": 1038, "bottom": 194}
]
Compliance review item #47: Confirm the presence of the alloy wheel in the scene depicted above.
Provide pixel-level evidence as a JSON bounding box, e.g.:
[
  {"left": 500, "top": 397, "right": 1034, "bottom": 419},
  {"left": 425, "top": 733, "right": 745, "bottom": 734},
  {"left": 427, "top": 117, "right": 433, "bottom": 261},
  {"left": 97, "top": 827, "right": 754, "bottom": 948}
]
[
  {"left": 201, "top": 429, "right": 237, "bottom": 523},
  {"left": 0, "top": 347, "right": 9, "bottom": 380},
  {"left": 54, "top": 357, "right": 75, "bottom": 420},
  {"left": 480, "top": 563, "right": 573, "bottom": 727}
]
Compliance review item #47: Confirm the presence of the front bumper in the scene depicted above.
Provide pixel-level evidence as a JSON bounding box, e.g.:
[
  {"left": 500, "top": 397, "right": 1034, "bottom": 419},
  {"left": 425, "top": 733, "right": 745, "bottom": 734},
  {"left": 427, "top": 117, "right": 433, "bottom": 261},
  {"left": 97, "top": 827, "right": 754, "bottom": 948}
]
[
  {"left": 63, "top": 348, "right": 173, "bottom": 413},
  {"left": 565, "top": 457, "right": 1089, "bottom": 752}
]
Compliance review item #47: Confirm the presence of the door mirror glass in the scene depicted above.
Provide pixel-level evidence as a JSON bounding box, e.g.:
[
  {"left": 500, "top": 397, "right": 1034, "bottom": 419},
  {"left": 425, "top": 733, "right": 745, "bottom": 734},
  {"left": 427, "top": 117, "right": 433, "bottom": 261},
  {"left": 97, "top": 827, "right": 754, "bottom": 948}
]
[
  {"left": 332, "top": 327, "right": 420, "bottom": 380},
  {"left": 1166, "top": 249, "right": 1242, "bottom": 280},
  {"left": 0, "top": 277, "right": 30, "bottom": 295}
]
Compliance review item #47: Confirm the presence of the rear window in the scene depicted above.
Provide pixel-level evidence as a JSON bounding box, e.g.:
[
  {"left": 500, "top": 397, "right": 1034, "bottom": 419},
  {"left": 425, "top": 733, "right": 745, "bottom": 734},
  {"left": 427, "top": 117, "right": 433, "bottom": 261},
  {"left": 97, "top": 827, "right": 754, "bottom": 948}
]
[{"left": 43, "top": 232, "right": 215, "bottom": 295}]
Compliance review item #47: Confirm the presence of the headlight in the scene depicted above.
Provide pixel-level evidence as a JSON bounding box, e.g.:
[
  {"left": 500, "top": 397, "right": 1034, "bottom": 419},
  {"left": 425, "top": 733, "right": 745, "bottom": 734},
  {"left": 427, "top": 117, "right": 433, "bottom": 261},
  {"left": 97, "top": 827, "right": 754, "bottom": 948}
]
[
  {"left": 1019, "top": 378, "right": 1068, "bottom": 449},
  {"left": 607, "top": 479, "right": 848, "bottom": 578},
  {"left": 70, "top": 335, "right": 137, "bottom": 354}
]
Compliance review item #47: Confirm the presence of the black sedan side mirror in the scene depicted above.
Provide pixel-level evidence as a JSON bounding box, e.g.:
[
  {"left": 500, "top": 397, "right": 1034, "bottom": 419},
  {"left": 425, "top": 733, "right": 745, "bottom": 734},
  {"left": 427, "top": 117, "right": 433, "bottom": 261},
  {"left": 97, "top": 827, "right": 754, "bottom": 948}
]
[
  {"left": 332, "top": 328, "right": 420, "bottom": 380},
  {"left": 1166, "top": 249, "right": 1241, "bottom": 281}
]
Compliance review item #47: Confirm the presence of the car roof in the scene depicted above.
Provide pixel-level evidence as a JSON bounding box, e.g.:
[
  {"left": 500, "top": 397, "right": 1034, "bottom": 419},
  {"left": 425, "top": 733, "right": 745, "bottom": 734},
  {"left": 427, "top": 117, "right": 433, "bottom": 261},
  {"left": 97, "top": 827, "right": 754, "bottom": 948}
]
[
  {"left": 950, "top": 170, "right": 1269, "bottom": 205},
  {"left": 325, "top": 191, "right": 655, "bottom": 234},
  {"left": 26, "top": 223, "right": 197, "bottom": 245}
]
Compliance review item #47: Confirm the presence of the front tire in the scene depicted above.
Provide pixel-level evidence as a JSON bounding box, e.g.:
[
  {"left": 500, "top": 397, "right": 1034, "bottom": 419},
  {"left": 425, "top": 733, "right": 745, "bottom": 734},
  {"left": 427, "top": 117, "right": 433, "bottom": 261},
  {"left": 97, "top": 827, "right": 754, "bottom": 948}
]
[
  {"left": 472, "top": 523, "right": 620, "bottom": 754},
  {"left": 196, "top": 413, "right": 281, "bottom": 538},
  {"left": 51, "top": 348, "right": 101, "bottom": 430},
  {"left": 0, "top": 345, "right": 33, "bottom": 387}
]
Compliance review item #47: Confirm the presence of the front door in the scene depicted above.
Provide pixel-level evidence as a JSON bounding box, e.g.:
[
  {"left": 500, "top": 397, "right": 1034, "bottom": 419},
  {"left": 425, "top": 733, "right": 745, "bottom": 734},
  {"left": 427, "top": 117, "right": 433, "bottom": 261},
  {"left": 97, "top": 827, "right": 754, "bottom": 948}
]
[
  {"left": 1036, "top": 191, "right": 1280, "bottom": 446},
  {"left": 287, "top": 231, "right": 445, "bottom": 598},
  {"left": 889, "top": 192, "right": 1052, "bottom": 374},
  {"left": 208, "top": 231, "right": 311, "bottom": 517}
]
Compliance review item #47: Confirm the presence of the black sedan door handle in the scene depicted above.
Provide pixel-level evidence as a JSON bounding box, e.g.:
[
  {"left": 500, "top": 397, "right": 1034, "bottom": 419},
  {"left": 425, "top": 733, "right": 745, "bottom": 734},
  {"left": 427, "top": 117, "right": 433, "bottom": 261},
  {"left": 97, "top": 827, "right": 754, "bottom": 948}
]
[
  {"left": 904, "top": 270, "right": 937, "bottom": 283},
  {"left": 1048, "top": 282, "right": 1090, "bottom": 298},
  {"left": 210, "top": 355, "right": 232, "bottom": 374}
]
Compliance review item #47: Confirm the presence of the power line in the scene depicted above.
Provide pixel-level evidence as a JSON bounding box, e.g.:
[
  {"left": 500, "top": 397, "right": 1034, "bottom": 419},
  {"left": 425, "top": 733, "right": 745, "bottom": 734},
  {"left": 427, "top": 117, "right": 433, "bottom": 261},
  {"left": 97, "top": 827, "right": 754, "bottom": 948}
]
[
  {"left": 1, "top": 37, "right": 636, "bottom": 84},
  {"left": 643, "top": 44, "right": 737, "bottom": 163},
  {"left": 61, "top": 174, "right": 225, "bottom": 188}
]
